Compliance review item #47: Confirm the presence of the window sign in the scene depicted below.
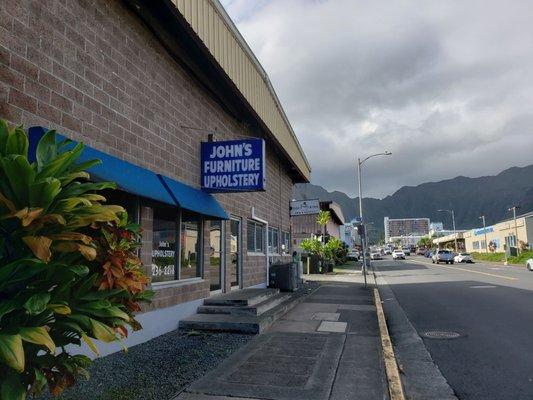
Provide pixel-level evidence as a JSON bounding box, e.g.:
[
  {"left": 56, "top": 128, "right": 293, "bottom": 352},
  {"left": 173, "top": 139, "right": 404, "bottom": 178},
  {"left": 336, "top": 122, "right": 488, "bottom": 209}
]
[
  {"left": 201, "top": 139, "right": 266, "bottom": 192},
  {"left": 152, "top": 211, "right": 177, "bottom": 283}
]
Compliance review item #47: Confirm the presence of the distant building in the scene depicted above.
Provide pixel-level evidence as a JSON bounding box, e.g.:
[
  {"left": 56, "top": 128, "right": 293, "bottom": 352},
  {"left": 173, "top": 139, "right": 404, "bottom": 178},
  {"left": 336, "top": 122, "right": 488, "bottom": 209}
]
[
  {"left": 340, "top": 219, "right": 363, "bottom": 249},
  {"left": 432, "top": 231, "right": 467, "bottom": 251},
  {"left": 430, "top": 222, "right": 444, "bottom": 232},
  {"left": 463, "top": 212, "right": 533, "bottom": 254},
  {"left": 384, "top": 217, "right": 430, "bottom": 244},
  {"left": 291, "top": 201, "right": 345, "bottom": 252},
  {"left": 429, "top": 222, "right": 456, "bottom": 237}
]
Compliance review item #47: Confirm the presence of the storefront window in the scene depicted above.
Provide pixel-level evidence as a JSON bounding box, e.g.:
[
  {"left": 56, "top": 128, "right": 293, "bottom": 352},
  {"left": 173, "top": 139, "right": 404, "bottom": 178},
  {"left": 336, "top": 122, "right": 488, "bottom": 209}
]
[
  {"left": 181, "top": 217, "right": 202, "bottom": 280},
  {"left": 151, "top": 208, "right": 177, "bottom": 283},
  {"left": 268, "top": 227, "right": 279, "bottom": 254},
  {"left": 247, "top": 220, "right": 264, "bottom": 253},
  {"left": 209, "top": 220, "right": 222, "bottom": 291}
]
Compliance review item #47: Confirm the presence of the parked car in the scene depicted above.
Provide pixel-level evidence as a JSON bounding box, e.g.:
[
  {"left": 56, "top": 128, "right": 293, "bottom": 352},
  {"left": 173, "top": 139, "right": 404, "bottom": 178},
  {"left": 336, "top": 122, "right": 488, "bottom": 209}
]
[
  {"left": 370, "top": 252, "right": 382, "bottom": 260},
  {"left": 424, "top": 250, "right": 433, "bottom": 258},
  {"left": 417, "top": 247, "right": 427, "bottom": 255},
  {"left": 432, "top": 250, "right": 455, "bottom": 264},
  {"left": 392, "top": 250, "right": 405, "bottom": 260},
  {"left": 454, "top": 253, "right": 473, "bottom": 263},
  {"left": 527, "top": 258, "right": 533, "bottom": 271},
  {"left": 385, "top": 249, "right": 392, "bottom": 255},
  {"left": 347, "top": 250, "right": 360, "bottom": 261},
  {"left": 402, "top": 247, "right": 411, "bottom": 256}
]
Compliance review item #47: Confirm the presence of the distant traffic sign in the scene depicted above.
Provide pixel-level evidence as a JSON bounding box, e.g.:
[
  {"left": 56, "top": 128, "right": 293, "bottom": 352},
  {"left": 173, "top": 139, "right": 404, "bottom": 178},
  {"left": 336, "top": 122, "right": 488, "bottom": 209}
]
[{"left": 290, "top": 199, "right": 320, "bottom": 216}]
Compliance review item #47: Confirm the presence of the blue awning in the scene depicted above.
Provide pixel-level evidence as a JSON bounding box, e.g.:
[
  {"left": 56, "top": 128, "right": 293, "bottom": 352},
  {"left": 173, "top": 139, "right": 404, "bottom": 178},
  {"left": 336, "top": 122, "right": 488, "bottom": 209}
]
[
  {"left": 28, "top": 126, "right": 228, "bottom": 219},
  {"left": 159, "top": 175, "right": 228, "bottom": 220}
]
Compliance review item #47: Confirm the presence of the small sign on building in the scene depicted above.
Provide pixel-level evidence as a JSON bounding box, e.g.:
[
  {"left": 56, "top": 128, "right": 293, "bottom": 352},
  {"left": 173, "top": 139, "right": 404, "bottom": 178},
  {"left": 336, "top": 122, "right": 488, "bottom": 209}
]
[
  {"left": 201, "top": 138, "right": 266, "bottom": 192},
  {"left": 290, "top": 199, "right": 320, "bottom": 216}
]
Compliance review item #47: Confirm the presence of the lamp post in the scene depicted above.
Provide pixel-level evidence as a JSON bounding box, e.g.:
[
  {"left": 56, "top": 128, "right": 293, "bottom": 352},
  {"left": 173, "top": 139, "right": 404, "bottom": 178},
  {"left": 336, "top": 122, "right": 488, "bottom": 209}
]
[
  {"left": 437, "top": 209, "right": 457, "bottom": 252},
  {"left": 479, "top": 215, "right": 488, "bottom": 254},
  {"left": 357, "top": 151, "right": 392, "bottom": 287},
  {"left": 508, "top": 205, "right": 521, "bottom": 256}
]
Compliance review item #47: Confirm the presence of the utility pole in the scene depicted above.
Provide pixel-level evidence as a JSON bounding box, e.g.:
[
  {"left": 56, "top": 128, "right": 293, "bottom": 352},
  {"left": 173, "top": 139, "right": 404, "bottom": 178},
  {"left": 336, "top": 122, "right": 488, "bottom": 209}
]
[
  {"left": 357, "top": 151, "right": 392, "bottom": 288},
  {"left": 508, "top": 205, "right": 521, "bottom": 256},
  {"left": 357, "top": 157, "right": 366, "bottom": 288},
  {"left": 479, "top": 215, "right": 488, "bottom": 253}
]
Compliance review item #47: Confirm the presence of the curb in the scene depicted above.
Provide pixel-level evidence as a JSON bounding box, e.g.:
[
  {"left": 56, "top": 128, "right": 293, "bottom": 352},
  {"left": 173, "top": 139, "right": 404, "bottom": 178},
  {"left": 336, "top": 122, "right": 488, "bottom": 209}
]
[
  {"left": 373, "top": 285, "right": 405, "bottom": 400},
  {"left": 373, "top": 268, "right": 459, "bottom": 400}
]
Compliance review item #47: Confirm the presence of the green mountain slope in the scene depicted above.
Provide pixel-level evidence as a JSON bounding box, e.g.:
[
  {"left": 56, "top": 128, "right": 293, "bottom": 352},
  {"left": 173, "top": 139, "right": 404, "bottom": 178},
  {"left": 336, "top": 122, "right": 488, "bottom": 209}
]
[{"left": 293, "top": 164, "right": 533, "bottom": 240}]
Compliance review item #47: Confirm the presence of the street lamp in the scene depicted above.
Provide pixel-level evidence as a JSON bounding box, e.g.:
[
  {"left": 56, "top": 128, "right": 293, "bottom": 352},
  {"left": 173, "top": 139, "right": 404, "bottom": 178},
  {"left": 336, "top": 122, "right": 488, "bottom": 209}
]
[
  {"left": 357, "top": 151, "right": 392, "bottom": 287},
  {"left": 508, "top": 205, "right": 521, "bottom": 256},
  {"left": 479, "top": 215, "right": 488, "bottom": 254},
  {"left": 437, "top": 209, "right": 457, "bottom": 252}
]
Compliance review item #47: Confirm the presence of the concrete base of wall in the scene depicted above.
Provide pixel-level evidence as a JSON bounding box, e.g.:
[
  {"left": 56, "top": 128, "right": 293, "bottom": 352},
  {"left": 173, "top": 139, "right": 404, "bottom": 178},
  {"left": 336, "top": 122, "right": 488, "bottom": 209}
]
[{"left": 72, "top": 282, "right": 268, "bottom": 358}]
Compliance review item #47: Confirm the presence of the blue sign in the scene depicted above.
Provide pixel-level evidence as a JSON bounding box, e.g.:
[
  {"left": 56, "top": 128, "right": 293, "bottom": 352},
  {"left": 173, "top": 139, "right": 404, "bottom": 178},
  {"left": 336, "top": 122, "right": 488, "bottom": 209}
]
[
  {"left": 474, "top": 226, "right": 494, "bottom": 236},
  {"left": 201, "top": 139, "right": 266, "bottom": 192}
]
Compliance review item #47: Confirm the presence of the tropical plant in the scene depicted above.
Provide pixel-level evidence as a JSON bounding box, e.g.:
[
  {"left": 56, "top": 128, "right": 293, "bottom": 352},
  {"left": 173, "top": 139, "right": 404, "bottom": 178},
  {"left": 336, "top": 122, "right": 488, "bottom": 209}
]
[
  {"left": 328, "top": 239, "right": 347, "bottom": 265},
  {"left": 316, "top": 210, "right": 331, "bottom": 229},
  {"left": 417, "top": 237, "right": 433, "bottom": 248},
  {"left": 0, "top": 120, "right": 153, "bottom": 399},
  {"left": 300, "top": 237, "right": 323, "bottom": 258}
]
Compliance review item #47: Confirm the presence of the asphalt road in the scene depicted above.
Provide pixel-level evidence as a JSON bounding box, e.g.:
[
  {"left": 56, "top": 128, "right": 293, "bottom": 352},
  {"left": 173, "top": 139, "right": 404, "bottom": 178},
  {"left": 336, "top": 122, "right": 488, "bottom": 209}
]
[{"left": 375, "top": 256, "right": 533, "bottom": 400}]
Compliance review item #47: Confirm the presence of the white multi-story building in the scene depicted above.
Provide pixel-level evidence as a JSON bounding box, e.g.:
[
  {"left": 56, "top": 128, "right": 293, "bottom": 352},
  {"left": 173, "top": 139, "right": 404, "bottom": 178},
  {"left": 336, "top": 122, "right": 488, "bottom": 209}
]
[{"left": 384, "top": 217, "right": 430, "bottom": 244}]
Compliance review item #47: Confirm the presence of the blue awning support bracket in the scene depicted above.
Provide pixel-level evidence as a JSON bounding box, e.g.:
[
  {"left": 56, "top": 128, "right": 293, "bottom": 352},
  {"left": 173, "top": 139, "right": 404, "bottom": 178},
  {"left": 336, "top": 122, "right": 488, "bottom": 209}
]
[{"left": 27, "top": 126, "right": 228, "bottom": 220}]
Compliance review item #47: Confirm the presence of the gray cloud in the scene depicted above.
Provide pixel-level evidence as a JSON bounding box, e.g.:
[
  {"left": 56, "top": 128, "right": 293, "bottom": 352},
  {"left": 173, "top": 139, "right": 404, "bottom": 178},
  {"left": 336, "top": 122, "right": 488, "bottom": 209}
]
[{"left": 221, "top": 0, "right": 533, "bottom": 198}]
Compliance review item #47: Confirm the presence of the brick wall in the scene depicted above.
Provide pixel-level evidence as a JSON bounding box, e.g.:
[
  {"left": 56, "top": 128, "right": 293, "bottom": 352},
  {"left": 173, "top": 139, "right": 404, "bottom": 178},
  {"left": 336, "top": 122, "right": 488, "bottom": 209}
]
[{"left": 1, "top": 0, "right": 295, "bottom": 310}]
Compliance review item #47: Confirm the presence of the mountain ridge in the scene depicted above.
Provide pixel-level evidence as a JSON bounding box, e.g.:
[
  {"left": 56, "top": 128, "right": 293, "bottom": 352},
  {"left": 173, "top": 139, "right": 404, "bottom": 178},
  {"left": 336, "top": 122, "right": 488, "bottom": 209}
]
[{"left": 293, "top": 164, "right": 533, "bottom": 240}]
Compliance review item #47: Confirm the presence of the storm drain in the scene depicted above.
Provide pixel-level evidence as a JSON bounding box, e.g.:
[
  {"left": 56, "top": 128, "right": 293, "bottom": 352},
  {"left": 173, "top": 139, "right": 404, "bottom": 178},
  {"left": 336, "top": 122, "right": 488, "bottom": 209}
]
[{"left": 423, "top": 330, "right": 462, "bottom": 340}]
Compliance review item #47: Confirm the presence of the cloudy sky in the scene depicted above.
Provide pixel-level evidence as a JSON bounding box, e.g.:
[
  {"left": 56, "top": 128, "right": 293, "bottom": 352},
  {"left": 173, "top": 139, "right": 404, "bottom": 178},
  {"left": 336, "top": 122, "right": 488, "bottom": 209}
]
[{"left": 220, "top": 0, "right": 533, "bottom": 198}]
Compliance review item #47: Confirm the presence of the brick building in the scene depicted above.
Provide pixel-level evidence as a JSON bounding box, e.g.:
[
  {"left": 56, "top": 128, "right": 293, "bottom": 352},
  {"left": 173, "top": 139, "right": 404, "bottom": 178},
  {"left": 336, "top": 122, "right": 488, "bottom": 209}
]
[
  {"left": 1, "top": 0, "right": 310, "bottom": 353},
  {"left": 291, "top": 201, "right": 345, "bottom": 253}
]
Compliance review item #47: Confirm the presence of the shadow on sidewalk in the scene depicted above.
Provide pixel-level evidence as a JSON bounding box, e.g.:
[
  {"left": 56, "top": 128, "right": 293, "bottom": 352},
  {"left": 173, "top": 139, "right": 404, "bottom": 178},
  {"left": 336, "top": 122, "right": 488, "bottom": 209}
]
[{"left": 175, "top": 280, "right": 388, "bottom": 400}]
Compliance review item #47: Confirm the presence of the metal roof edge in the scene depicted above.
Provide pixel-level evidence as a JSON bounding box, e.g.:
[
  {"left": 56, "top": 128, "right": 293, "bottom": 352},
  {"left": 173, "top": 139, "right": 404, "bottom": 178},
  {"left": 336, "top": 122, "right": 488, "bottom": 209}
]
[{"left": 210, "top": 0, "right": 311, "bottom": 173}]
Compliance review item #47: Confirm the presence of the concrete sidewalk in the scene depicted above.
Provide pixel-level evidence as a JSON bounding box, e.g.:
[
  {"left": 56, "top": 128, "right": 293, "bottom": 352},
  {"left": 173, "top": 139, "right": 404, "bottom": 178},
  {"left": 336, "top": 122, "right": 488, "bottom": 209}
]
[{"left": 175, "top": 275, "right": 388, "bottom": 400}]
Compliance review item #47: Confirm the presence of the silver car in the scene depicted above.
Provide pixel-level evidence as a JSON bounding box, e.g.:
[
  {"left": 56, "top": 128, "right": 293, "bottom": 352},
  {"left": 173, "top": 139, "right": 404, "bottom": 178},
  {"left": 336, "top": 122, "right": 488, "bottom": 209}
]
[{"left": 432, "top": 250, "right": 455, "bottom": 264}]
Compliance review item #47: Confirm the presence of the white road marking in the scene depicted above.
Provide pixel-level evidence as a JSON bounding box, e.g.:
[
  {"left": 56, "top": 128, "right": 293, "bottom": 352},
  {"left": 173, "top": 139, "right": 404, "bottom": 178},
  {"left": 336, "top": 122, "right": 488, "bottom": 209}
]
[
  {"left": 406, "top": 259, "right": 518, "bottom": 281},
  {"left": 470, "top": 285, "right": 497, "bottom": 289}
]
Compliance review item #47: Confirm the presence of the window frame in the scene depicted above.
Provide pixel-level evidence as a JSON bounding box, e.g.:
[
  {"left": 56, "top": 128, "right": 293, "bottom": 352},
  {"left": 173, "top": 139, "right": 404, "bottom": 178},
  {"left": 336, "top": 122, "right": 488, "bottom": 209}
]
[
  {"left": 268, "top": 227, "right": 279, "bottom": 254},
  {"left": 179, "top": 215, "right": 203, "bottom": 281},
  {"left": 247, "top": 220, "right": 265, "bottom": 254},
  {"left": 150, "top": 205, "right": 204, "bottom": 286}
]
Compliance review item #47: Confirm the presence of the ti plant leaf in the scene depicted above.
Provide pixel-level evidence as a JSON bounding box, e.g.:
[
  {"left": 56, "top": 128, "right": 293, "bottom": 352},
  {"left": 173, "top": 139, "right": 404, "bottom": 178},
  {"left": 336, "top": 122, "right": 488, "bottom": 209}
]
[
  {"left": 19, "top": 327, "right": 56, "bottom": 354},
  {"left": 23, "top": 293, "right": 51, "bottom": 315},
  {"left": 0, "top": 334, "right": 25, "bottom": 372},
  {"left": 1, "top": 373, "right": 26, "bottom": 400}
]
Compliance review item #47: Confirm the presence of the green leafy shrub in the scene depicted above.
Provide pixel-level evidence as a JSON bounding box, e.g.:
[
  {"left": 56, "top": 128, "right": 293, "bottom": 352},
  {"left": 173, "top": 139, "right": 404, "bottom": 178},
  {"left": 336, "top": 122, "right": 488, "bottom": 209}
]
[
  {"left": 0, "top": 121, "right": 153, "bottom": 399},
  {"left": 470, "top": 252, "right": 506, "bottom": 262}
]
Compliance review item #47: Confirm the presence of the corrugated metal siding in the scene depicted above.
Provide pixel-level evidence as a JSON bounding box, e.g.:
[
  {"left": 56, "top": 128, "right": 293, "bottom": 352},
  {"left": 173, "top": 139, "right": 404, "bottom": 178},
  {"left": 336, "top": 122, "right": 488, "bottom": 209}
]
[{"left": 170, "top": 0, "right": 310, "bottom": 181}]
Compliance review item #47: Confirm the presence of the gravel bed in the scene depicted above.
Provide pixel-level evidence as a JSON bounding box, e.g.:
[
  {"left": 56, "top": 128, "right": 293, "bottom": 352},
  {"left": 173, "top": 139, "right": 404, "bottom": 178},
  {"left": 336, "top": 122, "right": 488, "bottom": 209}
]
[{"left": 38, "top": 330, "right": 253, "bottom": 400}]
